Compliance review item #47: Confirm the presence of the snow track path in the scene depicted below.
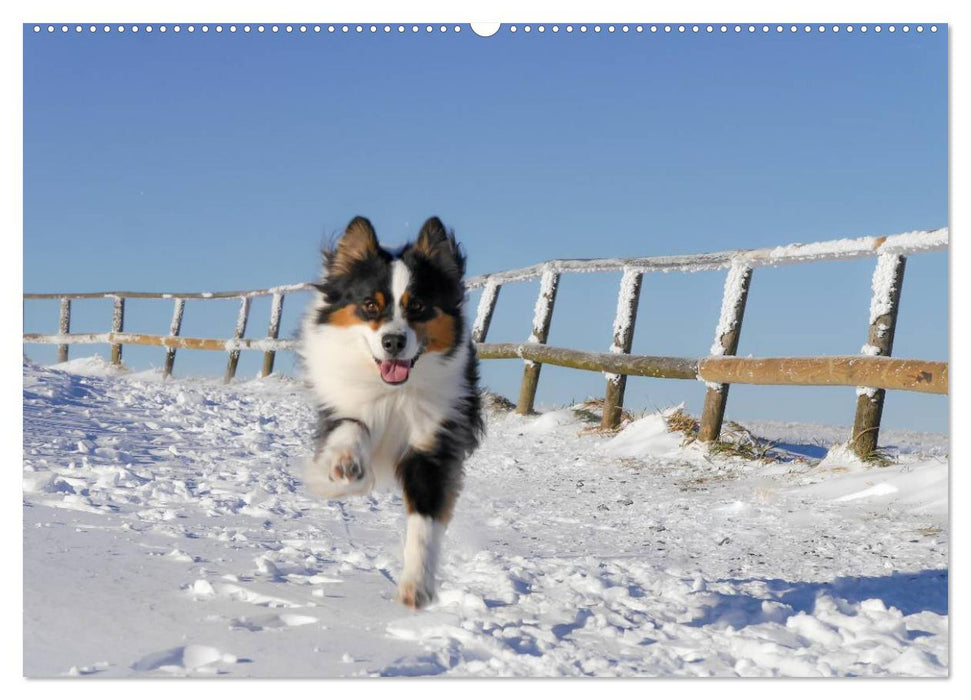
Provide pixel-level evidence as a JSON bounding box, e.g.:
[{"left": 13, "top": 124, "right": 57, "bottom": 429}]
[{"left": 22, "top": 359, "right": 948, "bottom": 677}]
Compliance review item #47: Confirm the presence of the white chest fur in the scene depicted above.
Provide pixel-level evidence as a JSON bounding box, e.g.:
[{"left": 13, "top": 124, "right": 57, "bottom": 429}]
[{"left": 300, "top": 305, "right": 470, "bottom": 488}]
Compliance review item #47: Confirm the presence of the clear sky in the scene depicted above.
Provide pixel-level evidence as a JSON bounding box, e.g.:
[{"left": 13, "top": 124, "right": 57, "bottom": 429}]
[{"left": 23, "top": 24, "right": 948, "bottom": 433}]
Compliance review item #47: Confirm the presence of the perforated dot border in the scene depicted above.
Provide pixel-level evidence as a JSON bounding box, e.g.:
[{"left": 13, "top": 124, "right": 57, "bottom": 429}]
[{"left": 30, "top": 23, "right": 941, "bottom": 36}]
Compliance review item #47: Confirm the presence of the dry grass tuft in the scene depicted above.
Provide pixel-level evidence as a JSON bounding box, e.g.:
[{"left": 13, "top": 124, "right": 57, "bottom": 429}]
[
  {"left": 855, "top": 445, "right": 896, "bottom": 467},
  {"left": 573, "top": 397, "right": 635, "bottom": 435},
  {"left": 664, "top": 408, "right": 781, "bottom": 463},
  {"left": 481, "top": 390, "right": 516, "bottom": 414},
  {"left": 848, "top": 428, "right": 898, "bottom": 467},
  {"left": 665, "top": 407, "right": 699, "bottom": 441}
]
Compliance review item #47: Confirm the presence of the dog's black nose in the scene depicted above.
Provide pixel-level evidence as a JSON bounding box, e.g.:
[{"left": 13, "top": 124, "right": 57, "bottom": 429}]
[{"left": 382, "top": 333, "right": 407, "bottom": 356}]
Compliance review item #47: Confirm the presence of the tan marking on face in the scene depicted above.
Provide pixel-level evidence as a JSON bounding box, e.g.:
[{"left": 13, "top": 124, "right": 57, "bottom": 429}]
[
  {"left": 367, "top": 292, "right": 387, "bottom": 331},
  {"left": 400, "top": 290, "right": 411, "bottom": 310},
  {"left": 328, "top": 304, "right": 364, "bottom": 327},
  {"left": 412, "top": 309, "right": 456, "bottom": 353}
]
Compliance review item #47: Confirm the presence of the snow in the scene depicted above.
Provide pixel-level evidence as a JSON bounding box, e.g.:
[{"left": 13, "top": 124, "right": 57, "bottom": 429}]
[
  {"left": 854, "top": 254, "right": 902, "bottom": 398},
  {"left": 799, "top": 444, "right": 947, "bottom": 518},
  {"left": 471, "top": 281, "right": 500, "bottom": 341},
  {"left": 232, "top": 297, "right": 251, "bottom": 338},
  {"left": 868, "top": 253, "right": 902, "bottom": 326},
  {"left": 267, "top": 293, "right": 284, "bottom": 333},
  {"left": 603, "top": 410, "right": 685, "bottom": 459},
  {"left": 604, "top": 268, "right": 641, "bottom": 383},
  {"left": 710, "top": 262, "right": 751, "bottom": 356},
  {"left": 609, "top": 268, "right": 640, "bottom": 350},
  {"left": 880, "top": 228, "right": 949, "bottom": 256},
  {"left": 22, "top": 360, "right": 948, "bottom": 677},
  {"left": 168, "top": 298, "right": 186, "bottom": 335},
  {"left": 48, "top": 355, "right": 130, "bottom": 378},
  {"left": 526, "top": 268, "right": 558, "bottom": 344},
  {"left": 465, "top": 228, "right": 947, "bottom": 290}
]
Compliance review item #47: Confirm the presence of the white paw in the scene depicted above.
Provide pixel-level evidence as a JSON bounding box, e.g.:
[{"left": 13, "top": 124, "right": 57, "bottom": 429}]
[
  {"left": 327, "top": 446, "right": 367, "bottom": 483},
  {"left": 305, "top": 443, "right": 372, "bottom": 499},
  {"left": 396, "top": 577, "right": 435, "bottom": 610}
]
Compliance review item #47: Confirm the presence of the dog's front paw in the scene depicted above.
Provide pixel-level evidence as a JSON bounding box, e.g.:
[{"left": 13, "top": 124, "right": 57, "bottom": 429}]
[
  {"left": 329, "top": 449, "right": 366, "bottom": 483},
  {"left": 305, "top": 445, "right": 372, "bottom": 499},
  {"left": 397, "top": 579, "right": 435, "bottom": 610}
]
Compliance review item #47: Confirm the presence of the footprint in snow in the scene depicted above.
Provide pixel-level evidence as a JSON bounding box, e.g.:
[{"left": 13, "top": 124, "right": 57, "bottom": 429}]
[
  {"left": 230, "top": 613, "right": 318, "bottom": 631},
  {"left": 131, "top": 644, "right": 239, "bottom": 674}
]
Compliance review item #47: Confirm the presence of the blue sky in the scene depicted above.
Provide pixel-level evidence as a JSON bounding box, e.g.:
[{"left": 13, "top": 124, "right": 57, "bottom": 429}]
[{"left": 23, "top": 24, "right": 948, "bottom": 432}]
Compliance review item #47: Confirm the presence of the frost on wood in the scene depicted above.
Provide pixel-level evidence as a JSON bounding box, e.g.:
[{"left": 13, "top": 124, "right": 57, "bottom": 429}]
[
  {"left": 472, "top": 282, "right": 500, "bottom": 342},
  {"left": 526, "top": 268, "right": 558, "bottom": 344},
  {"left": 869, "top": 254, "right": 901, "bottom": 325},
  {"left": 610, "top": 268, "right": 640, "bottom": 351},
  {"left": 605, "top": 268, "right": 641, "bottom": 384},
  {"left": 857, "top": 254, "right": 903, "bottom": 399},
  {"left": 756, "top": 237, "right": 877, "bottom": 265},
  {"left": 462, "top": 228, "right": 946, "bottom": 290},
  {"left": 710, "top": 262, "right": 751, "bottom": 356},
  {"left": 267, "top": 293, "right": 284, "bottom": 337},
  {"left": 110, "top": 297, "right": 125, "bottom": 332},
  {"left": 58, "top": 299, "right": 71, "bottom": 334},
  {"left": 168, "top": 299, "right": 185, "bottom": 336},
  {"left": 880, "top": 227, "right": 948, "bottom": 255},
  {"left": 232, "top": 297, "right": 251, "bottom": 339}
]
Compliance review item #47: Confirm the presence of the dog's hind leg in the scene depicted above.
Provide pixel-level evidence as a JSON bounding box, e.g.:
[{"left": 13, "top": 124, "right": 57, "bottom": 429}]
[
  {"left": 304, "top": 415, "right": 374, "bottom": 499},
  {"left": 395, "top": 450, "right": 462, "bottom": 609}
]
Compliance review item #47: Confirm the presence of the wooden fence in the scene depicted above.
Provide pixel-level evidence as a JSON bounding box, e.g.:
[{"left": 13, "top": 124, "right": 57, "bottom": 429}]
[
  {"left": 23, "top": 227, "right": 948, "bottom": 458},
  {"left": 23, "top": 285, "right": 304, "bottom": 384}
]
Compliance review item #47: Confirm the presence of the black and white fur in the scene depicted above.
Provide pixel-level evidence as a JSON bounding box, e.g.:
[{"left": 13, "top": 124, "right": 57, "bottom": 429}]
[{"left": 299, "top": 216, "right": 483, "bottom": 609}]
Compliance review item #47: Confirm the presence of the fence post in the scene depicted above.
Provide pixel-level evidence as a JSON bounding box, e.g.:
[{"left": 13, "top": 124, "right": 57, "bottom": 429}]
[
  {"left": 601, "top": 268, "right": 643, "bottom": 430},
  {"left": 471, "top": 281, "right": 501, "bottom": 343},
  {"left": 261, "top": 293, "right": 285, "bottom": 377},
  {"left": 163, "top": 298, "right": 185, "bottom": 378},
  {"left": 224, "top": 296, "right": 251, "bottom": 383},
  {"left": 851, "top": 254, "right": 906, "bottom": 458},
  {"left": 516, "top": 268, "right": 560, "bottom": 415},
  {"left": 110, "top": 296, "right": 125, "bottom": 366},
  {"left": 698, "top": 263, "right": 753, "bottom": 442},
  {"left": 57, "top": 298, "right": 71, "bottom": 363}
]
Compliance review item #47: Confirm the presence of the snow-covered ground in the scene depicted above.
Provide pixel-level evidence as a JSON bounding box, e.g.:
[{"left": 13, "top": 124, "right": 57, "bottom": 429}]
[{"left": 22, "top": 358, "right": 948, "bottom": 677}]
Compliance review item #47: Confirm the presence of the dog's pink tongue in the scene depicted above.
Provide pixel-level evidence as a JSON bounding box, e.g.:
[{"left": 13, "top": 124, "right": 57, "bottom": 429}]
[{"left": 380, "top": 359, "right": 410, "bottom": 383}]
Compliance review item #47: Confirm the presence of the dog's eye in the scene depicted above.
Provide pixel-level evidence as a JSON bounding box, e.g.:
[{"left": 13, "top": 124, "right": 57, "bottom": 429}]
[
  {"left": 407, "top": 298, "right": 425, "bottom": 314},
  {"left": 361, "top": 299, "right": 379, "bottom": 316}
]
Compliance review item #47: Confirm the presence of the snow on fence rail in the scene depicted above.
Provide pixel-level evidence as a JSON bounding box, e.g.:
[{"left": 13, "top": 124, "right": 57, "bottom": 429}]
[{"left": 23, "top": 228, "right": 948, "bottom": 457}]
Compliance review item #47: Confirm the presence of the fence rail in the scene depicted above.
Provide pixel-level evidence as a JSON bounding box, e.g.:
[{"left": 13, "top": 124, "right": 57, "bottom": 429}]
[
  {"left": 23, "top": 227, "right": 948, "bottom": 458},
  {"left": 22, "top": 284, "right": 309, "bottom": 382}
]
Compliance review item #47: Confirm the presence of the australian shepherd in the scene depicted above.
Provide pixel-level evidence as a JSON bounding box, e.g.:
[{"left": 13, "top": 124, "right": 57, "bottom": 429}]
[{"left": 299, "top": 216, "right": 483, "bottom": 609}]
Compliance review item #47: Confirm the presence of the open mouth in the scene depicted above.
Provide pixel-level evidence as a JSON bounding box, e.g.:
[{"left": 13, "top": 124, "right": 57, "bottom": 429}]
[{"left": 375, "top": 358, "right": 416, "bottom": 385}]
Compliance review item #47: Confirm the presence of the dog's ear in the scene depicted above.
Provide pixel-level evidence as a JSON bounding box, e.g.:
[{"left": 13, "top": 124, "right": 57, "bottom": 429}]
[
  {"left": 414, "top": 216, "right": 465, "bottom": 279},
  {"left": 324, "top": 216, "right": 380, "bottom": 275}
]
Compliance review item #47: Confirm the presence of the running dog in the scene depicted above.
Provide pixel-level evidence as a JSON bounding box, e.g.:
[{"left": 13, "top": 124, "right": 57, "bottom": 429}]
[{"left": 300, "top": 215, "right": 483, "bottom": 609}]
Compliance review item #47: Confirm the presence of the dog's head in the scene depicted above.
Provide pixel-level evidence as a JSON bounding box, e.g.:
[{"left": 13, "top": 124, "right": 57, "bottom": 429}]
[{"left": 312, "top": 215, "right": 467, "bottom": 386}]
